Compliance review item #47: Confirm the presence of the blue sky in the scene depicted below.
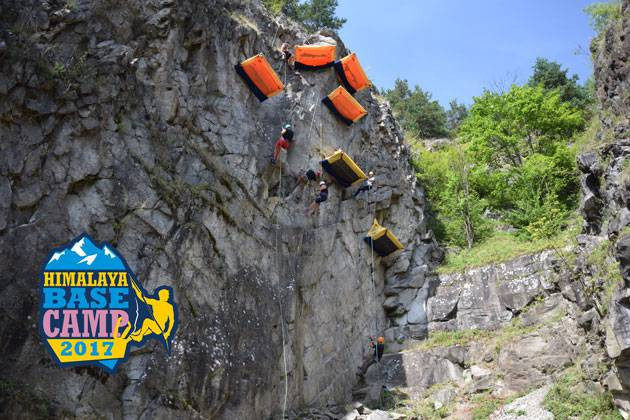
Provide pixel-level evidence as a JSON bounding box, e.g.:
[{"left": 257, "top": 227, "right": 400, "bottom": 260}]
[{"left": 336, "top": 0, "right": 597, "bottom": 106}]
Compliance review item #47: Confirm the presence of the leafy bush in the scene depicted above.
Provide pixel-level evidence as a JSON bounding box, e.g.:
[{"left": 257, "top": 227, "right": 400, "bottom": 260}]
[
  {"left": 386, "top": 79, "right": 449, "bottom": 139},
  {"left": 446, "top": 100, "right": 469, "bottom": 136},
  {"left": 461, "top": 85, "right": 584, "bottom": 167},
  {"left": 413, "top": 142, "right": 492, "bottom": 248},
  {"left": 262, "top": 0, "right": 346, "bottom": 32},
  {"left": 456, "top": 84, "right": 583, "bottom": 239},
  {"left": 529, "top": 58, "right": 593, "bottom": 111},
  {"left": 584, "top": 1, "right": 622, "bottom": 33}
]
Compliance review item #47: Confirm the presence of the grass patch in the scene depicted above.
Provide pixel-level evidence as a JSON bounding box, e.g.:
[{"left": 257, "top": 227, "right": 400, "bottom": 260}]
[
  {"left": 470, "top": 392, "right": 504, "bottom": 420},
  {"left": 543, "top": 366, "right": 622, "bottom": 419},
  {"left": 410, "top": 307, "right": 566, "bottom": 353},
  {"left": 380, "top": 385, "right": 453, "bottom": 419},
  {"left": 437, "top": 218, "right": 579, "bottom": 274}
]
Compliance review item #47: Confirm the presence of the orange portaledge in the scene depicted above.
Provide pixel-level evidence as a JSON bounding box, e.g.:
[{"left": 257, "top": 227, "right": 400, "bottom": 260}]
[
  {"left": 322, "top": 86, "right": 367, "bottom": 126},
  {"left": 294, "top": 45, "right": 337, "bottom": 70},
  {"left": 334, "top": 52, "right": 371, "bottom": 94},
  {"left": 235, "top": 54, "right": 284, "bottom": 102}
]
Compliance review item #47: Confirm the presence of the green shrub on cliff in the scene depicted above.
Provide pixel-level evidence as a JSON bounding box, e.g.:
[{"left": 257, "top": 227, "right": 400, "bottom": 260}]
[
  {"left": 584, "top": 1, "right": 622, "bottom": 33},
  {"left": 262, "top": 0, "right": 346, "bottom": 32}
]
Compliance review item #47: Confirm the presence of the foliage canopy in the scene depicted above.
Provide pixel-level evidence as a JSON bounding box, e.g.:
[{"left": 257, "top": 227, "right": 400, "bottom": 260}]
[{"left": 262, "top": 0, "right": 346, "bottom": 32}]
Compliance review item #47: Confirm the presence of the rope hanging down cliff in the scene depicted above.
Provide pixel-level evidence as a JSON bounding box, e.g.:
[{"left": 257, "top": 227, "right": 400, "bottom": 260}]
[{"left": 273, "top": 170, "right": 289, "bottom": 420}]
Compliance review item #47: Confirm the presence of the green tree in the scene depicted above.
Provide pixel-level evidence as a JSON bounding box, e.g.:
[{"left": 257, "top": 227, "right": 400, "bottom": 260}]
[
  {"left": 414, "top": 143, "right": 490, "bottom": 248},
  {"left": 506, "top": 147, "right": 579, "bottom": 238},
  {"left": 445, "top": 100, "right": 469, "bottom": 136},
  {"left": 386, "top": 79, "right": 449, "bottom": 139},
  {"left": 584, "top": 1, "right": 622, "bottom": 33},
  {"left": 528, "top": 58, "right": 592, "bottom": 110},
  {"left": 263, "top": 0, "right": 346, "bottom": 32},
  {"left": 460, "top": 85, "right": 584, "bottom": 168},
  {"left": 459, "top": 84, "right": 583, "bottom": 238}
]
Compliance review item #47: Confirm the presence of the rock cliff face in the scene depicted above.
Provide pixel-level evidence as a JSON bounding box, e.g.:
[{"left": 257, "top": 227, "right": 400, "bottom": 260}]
[
  {"left": 582, "top": 1, "right": 630, "bottom": 414},
  {"left": 0, "top": 1, "right": 440, "bottom": 418}
]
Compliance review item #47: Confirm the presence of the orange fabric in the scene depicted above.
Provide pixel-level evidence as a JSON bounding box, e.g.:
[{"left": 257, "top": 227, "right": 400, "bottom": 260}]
[
  {"left": 240, "top": 54, "right": 284, "bottom": 98},
  {"left": 338, "top": 53, "right": 370, "bottom": 93},
  {"left": 294, "top": 45, "right": 336, "bottom": 67},
  {"left": 327, "top": 86, "right": 367, "bottom": 122}
]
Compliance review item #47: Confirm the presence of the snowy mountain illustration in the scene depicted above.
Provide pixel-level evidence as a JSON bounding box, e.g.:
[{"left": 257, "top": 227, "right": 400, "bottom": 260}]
[{"left": 45, "top": 235, "right": 126, "bottom": 271}]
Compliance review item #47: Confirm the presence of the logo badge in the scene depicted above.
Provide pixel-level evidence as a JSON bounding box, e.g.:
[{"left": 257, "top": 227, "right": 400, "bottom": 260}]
[{"left": 38, "top": 233, "right": 178, "bottom": 372}]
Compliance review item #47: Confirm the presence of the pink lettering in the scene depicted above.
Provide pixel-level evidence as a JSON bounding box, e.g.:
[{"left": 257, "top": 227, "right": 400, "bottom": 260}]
[{"left": 42, "top": 309, "right": 59, "bottom": 337}]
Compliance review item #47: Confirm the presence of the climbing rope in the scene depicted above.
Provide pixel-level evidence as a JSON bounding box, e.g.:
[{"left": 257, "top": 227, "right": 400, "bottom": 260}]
[
  {"left": 367, "top": 187, "right": 378, "bottom": 338},
  {"left": 273, "top": 223, "right": 289, "bottom": 420},
  {"left": 272, "top": 117, "right": 288, "bottom": 418},
  {"left": 319, "top": 113, "right": 324, "bottom": 158},
  {"left": 270, "top": 20, "right": 281, "bottom": 51},
  {"left": 279, "top": 284, "right": 288, "bottom": 420}
]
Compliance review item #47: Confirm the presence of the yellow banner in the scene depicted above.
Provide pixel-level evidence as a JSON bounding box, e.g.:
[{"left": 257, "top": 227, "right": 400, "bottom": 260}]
[{"left": 47, "top": 339, "right": 129, "bottom": 363}]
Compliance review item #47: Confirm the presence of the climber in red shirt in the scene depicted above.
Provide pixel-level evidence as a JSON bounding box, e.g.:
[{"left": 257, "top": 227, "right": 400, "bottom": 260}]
[{"left": 271, "top": 124, "right": 294, "bottom": 165}]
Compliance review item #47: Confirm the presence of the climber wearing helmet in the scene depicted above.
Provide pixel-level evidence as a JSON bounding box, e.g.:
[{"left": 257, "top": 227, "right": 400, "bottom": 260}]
[
  {"left": 272, "top": 124, "right": 294, "bottom": 165},
  {"left": 298, "top": 169, "right": 322, "bottom": 185},
  {"left": 306, "top": 181, "right": 328, "bottom": 215},
  {"left": 353, "top": 171, "right": 376, "bottom": 198},
  {"left": 357, "top": 336, "right": 385, "bottom": 379},
  {"left": 280, "top": 42, "right": 293, "bottom": 62}
]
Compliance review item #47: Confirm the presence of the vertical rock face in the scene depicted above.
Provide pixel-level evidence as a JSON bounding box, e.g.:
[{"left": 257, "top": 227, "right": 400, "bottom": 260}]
[
  {"left": 426, "top": 251, "right": 565, "bottom": 332},
  {"left": 580, "top": 1, "right": 630, "bottom": 416},
  {"left": 0, "top": 0, "right": 440, "bottom": 418}
]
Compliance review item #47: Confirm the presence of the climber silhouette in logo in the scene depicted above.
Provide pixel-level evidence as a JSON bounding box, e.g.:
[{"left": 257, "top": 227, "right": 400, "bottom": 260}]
[{"left": 129, "top": 280, "right": 175, "bottom": 349}]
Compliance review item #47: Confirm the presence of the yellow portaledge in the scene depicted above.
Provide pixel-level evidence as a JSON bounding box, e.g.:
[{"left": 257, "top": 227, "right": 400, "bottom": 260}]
[
  {"left": 324, "top": 150, "right": 367, "bottom": 183},
  {"left": 48, "top": 338, "right": 129, "bottom": 363},
  {"left": 367, "top": 219, "right": 404, "bottom": 251}
]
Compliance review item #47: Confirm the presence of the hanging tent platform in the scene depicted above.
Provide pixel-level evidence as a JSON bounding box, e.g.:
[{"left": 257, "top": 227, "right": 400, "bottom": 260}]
[
  {"left": 294, "top": 45, "right": 337, "bottom": 70},
  {"left": 322, "top": 86, "right": 367, "bottom": 126},
  {"left": 235, "top": 54, "right": 284, "bottom": 102},
  {"left": 334, "top": 52, "right": 371, "bottom": 94},
  {"left": 364, "top": 219, "right": 404, "bottom": 257},
  {"left": 320, "top": 149, "right": 367, "bottom": 188}
]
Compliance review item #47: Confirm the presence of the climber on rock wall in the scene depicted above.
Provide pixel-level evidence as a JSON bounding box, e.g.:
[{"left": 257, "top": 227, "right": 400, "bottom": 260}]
[
  {"left": 298, "top": 169, "right": 322, "bottom": 185},
  {"left": 271, "top": 124, "right": 294, "bottom": 165},
  {"left": 354, "top": 171, "right": 376, "bottom": 198},
  {"left": 306, "top": 181, "right": 328, "bottom": 215},
  {"left": 357, "top": 336, "right": 385, "bottom": 379},
  {"left": 280, "top": 42, "right": 293, "bottom": 63}
]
